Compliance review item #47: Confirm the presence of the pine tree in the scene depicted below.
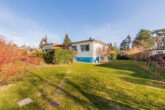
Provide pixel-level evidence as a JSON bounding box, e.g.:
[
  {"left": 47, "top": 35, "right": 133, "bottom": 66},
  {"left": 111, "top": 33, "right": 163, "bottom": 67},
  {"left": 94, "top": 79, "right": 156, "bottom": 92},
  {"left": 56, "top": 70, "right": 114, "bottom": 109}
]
[
  {"left": 120, "top": 39, "right": 127, "bottom": 50},
  {"left": 39, "top": 35, "right": 48, "bottom": 48},
  {"left": 120, "top": 35, "right": 131, "bottom": 50},
  {"left": 133, "top": 29, "right": 154, "bottom": 49},
  {"left": 89, "top": 37, "right": 93, "bottom": 40},
  {"left": 152, "top": 29, "right": 165, "bottom": 49},
  {"left": 63, "top": 34, "right": 72, "bottom": 49}
]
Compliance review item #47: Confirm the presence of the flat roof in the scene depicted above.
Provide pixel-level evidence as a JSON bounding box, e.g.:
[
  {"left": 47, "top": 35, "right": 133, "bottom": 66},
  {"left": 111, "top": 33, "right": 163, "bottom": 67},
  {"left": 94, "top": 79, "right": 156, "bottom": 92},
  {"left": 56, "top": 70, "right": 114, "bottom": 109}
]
[{"left": 70, "top": 40, "right": 109, "bottom": 46}]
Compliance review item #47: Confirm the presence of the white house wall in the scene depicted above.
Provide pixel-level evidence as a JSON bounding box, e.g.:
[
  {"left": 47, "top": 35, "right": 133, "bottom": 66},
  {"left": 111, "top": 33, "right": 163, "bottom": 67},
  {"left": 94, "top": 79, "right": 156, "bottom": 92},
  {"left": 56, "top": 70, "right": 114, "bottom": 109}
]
[
  {"left": 71, "top": 42, "right": 93, "bottom": 58},
  {"left": 93, "top": 43, "right": 108, "bottom": 58},
  {"left": 71, "top": 41, "right": 109, "bottom": 63}
]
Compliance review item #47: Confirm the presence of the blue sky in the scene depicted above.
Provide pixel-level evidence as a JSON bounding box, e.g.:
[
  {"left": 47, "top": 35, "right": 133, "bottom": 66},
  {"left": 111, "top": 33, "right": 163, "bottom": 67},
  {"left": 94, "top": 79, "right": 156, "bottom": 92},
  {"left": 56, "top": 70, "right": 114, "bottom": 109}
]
[{"left": 0, "top": 0, "right": 165, "bottom": 47}]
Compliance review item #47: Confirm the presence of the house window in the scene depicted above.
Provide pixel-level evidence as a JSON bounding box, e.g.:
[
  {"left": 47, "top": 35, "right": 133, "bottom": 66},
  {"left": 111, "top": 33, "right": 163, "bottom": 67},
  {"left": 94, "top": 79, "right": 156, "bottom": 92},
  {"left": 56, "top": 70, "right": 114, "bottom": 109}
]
[
  {"left": 80, "top": 45, "right": 85, "bottom": 51},
  {"left": 157, "top": 50, "right": 163, "bottom": 54},
  {"left": 86, "top": 45, "right": 89, "bottom": 51},
  {"left": 72, "top": 46, "right": 77, "bottom": 50},
  {"left": 80, "top": 44, "right": 90, "bottom": 52}
]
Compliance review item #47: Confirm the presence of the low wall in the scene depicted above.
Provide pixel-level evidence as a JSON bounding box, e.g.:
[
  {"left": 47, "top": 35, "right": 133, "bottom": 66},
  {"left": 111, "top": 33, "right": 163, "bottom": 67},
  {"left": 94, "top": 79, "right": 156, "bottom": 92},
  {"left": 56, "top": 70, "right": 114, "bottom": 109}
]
[{"left": 76, "top": 57, "right": 101, "bottom": 63}]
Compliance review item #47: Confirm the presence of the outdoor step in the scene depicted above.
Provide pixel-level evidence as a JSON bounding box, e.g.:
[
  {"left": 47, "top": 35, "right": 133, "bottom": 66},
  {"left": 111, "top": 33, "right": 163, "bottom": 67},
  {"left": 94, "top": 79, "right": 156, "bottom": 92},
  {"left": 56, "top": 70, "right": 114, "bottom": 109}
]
[
  {"left": 58, "top": 84, "right": 65, "bottom": 88},
  {"left": 18, "top": 98, "right": 33, "bottom": 107},
  {"left": 64, "top": 76, "right": 69, "bottom": 79},
  {"left": 49, "top": 99, "right": 61, "bottom": 109},
  {"left": 54, "top": 90, "right": 64, "bottom": 95},
  {"left": 61, "top": 79, "right": 68, "bottom": 83}
]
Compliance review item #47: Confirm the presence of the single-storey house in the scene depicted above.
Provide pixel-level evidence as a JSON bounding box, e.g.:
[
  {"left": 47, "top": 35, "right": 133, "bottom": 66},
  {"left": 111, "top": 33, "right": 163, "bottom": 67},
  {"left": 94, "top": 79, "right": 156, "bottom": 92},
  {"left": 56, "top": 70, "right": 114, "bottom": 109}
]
[
  {"left": 43, "top": 39, "right": 110, "bottom": 63},
  {"left": 70, "top": 40, "right": 109, "bottom": 63}
]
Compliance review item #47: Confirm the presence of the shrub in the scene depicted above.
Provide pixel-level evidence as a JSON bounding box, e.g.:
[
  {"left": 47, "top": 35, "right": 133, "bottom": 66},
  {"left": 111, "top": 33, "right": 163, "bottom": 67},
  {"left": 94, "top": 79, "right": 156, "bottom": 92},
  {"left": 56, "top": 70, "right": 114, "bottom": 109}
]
[
  {"left": 0, "top": 38, "right": 24, "bottom": 68},
  {"left": 41, "top": 50, "right": 54, "bottom": 63},
  {"left": 150, "top": 55, "right": 165, "bottom": 68},
  {"left": 109, "top": 53, "right": 117, "bottom": 60},
  {"left": 0, "top": 62, "right": 34, "bottom": 85},
  {"left": 53, "top": 49, "right": 75, "bottom": 64},
  {"left": 24, "top": 48, "right": 45, "bottom": 65},
  {"left": 158, "top": 53, "right": 165, "bottom": 60},
  {"left": 26, "top": 56, "right": 43, "bottom": 65},
  {"left": 117, "top": 54, "right": 129, "bottom": 60},
  {"left": 0, "top": 38, "right": 33, "bottom": 84},
  {"left": 41, "top": 49, "right": 75, "bottom": 64},
  {"left": 124, "top": 47, "right": 151, "bottom": 60}
]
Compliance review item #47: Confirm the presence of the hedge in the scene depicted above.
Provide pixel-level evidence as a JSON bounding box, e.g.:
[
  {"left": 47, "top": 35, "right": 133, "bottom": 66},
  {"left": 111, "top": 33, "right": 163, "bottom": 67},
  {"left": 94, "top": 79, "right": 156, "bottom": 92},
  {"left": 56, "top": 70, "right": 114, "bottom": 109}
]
[
  {"left": 41, "top": 49, "right": 75, "bottom": 64},
  {"left": 117, "top": 54, "right": 129, "bottom": 60},
  {"left": 41, "top": 51, "right": 54, "bottom": 63}
]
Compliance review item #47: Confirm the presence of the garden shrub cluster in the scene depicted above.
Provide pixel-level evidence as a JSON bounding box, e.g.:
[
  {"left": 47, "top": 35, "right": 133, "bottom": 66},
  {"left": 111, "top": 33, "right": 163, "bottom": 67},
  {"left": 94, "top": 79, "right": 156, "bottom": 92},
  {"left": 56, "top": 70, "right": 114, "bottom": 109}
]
[
  {"left": 158, "top": 53, "right": 165, "bottom": 60},
  {"left": 41, "top": 50, "right": 54, "bottom": 63},
  {"left": 117, "top": 54, "right": 129, "bottom": 60},
  {"left": 0, "top": 38, "right": 34, "bottom": 84},
  {"left": 109, "top": 53, "right": 117, "bottom": 60},
  {"left": 41, "top": 49, "right": 75, "bottom": 64},
  {"left": 128, "top": 52, "right": 150, "bottom": 61}
]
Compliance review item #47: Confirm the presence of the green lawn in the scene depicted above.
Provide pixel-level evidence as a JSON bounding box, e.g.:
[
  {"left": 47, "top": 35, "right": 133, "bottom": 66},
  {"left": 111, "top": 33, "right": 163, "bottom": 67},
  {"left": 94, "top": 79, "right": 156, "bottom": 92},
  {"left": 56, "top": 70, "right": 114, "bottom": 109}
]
[{"left": 0, "top": 60, "right": 165, "bottom": 110}]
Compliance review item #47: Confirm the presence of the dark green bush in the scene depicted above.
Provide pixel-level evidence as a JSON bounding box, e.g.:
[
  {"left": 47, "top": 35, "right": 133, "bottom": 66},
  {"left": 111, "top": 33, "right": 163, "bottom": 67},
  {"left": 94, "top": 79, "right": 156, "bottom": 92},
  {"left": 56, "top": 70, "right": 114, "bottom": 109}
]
[
  {"left": 41, "top": 49, "right": 75, "bottom": 64},
  {"left": 109, "top": 53, "right": 117, "bottom": 60},
  {"left": 41, "top": 50, "right": 54, "bottom": 63},
  {"left": 117, "top": 54, "right": 129, "bottom": 60}
]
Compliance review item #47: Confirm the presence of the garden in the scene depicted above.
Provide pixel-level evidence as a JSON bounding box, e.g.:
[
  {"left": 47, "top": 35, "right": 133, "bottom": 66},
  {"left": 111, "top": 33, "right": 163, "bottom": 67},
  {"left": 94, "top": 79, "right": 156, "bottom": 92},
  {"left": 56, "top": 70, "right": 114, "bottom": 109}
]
[
  {"left": 0, "top": 60, "right": 165, "bottom": 110},
  {"left": 0, "top": 30, "right": 165, "bottom": 110}
]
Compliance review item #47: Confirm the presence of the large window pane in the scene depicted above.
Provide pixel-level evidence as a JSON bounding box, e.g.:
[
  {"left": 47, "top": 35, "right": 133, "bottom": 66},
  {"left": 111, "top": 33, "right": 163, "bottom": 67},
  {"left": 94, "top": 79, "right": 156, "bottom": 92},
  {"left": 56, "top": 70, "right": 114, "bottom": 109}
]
[
  {"left": 72, "top": 46, "right": 77, "bottom": 50},
  {"left": 80, "top": 44, "right": 90, "bottom": 51},
  {"left": 80, "top": 45, "right": 85, "bottom": 51},
  {"left": 86, "top": 45, "right": 89, "bottom": 51}
]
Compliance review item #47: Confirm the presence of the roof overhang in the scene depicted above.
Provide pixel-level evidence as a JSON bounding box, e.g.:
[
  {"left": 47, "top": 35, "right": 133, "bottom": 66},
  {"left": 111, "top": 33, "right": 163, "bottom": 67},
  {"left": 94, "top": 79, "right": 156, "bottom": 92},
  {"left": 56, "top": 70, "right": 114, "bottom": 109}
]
[{"left": 70, "top": 40, "right": 109, "bottom": 47}]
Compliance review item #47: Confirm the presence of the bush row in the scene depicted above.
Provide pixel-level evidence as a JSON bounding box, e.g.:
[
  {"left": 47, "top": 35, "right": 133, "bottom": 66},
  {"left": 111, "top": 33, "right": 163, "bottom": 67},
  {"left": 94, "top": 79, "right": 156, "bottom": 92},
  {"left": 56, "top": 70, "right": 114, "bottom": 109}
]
[{"left": 41, "top": 49, "right": 75, "bottom": 64}]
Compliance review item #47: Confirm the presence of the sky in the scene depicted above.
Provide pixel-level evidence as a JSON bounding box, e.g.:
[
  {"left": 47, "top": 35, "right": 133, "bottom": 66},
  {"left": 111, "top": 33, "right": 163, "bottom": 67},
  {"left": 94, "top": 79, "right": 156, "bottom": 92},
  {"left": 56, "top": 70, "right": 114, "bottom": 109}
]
[{"left": 0, "top": 0, "right": 165, "bottom": 47}]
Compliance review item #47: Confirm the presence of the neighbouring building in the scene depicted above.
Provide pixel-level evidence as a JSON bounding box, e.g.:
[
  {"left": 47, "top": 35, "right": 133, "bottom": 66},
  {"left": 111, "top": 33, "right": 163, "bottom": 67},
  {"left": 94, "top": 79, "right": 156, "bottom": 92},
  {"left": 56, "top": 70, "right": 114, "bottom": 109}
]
[
  {"left": 43, "top": 43, "right": 63, "bottom": 52},
  {"left": 151, "top": 40, "right": 165, "bottom": 55},
  {"left": 151, "top": 49, "right": 165, "bottom": 55},
  {"left": 70, "top": 40, "right": 109, "bottom": 63}
]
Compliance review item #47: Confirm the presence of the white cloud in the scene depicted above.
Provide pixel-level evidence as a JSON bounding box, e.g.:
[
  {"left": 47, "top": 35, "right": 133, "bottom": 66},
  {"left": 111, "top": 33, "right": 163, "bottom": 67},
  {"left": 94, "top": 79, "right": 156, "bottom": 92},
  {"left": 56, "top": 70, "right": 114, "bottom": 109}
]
[
  {"left": 0, "top": 7, "right": 60, "bottom": 47},
  {"left": 82, "top": 9, "right": 165, "bottom": 46},
  {"left": 83, "top": 21, "right": 138, "bottom": 45},
  {"left": 1, "top": 1, "right": 165, "bottom": 48}
]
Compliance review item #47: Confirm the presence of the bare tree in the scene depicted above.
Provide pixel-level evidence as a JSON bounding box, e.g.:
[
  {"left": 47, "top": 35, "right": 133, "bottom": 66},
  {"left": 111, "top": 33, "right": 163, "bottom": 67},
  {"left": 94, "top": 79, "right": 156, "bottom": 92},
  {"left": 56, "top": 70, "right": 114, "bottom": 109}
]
[{"left": 96, "top": 46, "right": 112, "bottom": 62}]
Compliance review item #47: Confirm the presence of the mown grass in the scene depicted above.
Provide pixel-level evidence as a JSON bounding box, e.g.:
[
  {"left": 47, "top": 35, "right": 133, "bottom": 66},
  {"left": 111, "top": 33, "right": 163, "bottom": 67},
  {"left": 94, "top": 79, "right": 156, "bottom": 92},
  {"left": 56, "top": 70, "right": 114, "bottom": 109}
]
[
  {"left": 0, "top": 60, "right": 165, "bottom": 110},
  {"left": 59, "top": 61, "right": 165, "bottom": 110},
  {"left": 0, "top": 65, "right": 68, "bottom": 110}
]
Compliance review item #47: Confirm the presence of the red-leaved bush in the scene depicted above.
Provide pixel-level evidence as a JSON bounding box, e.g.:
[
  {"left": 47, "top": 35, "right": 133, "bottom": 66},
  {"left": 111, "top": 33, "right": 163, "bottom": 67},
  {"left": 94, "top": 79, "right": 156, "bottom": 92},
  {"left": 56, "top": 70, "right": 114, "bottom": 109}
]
[
  {"left": 154, "top": 55, "right": 165, "bottom": 68},
  {"left": 0, "top": 38, "right": 23, "bottom": 68},
  {"left": 0, "top": 38, "right": 36, "bottom": 84}
]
